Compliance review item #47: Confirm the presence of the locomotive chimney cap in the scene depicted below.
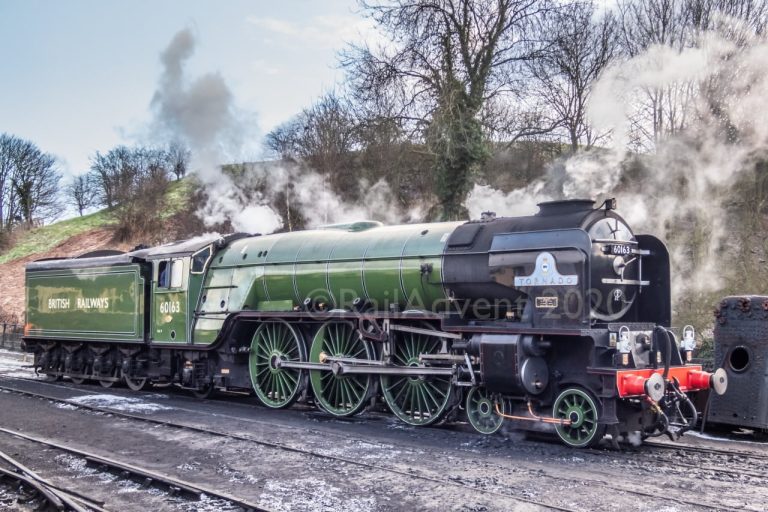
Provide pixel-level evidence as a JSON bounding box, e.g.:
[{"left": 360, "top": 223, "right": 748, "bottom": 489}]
[{"left": 536, "top": 199, "right": 595, "bottom": 216}]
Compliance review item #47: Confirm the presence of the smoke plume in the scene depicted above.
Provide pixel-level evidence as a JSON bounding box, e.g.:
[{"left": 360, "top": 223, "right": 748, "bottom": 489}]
[
  {"left": 151, "top": 28, "right": 414, "bottom": 234},
  {"left": 151, "top": 28, "right": 282, "bottom": 234}
]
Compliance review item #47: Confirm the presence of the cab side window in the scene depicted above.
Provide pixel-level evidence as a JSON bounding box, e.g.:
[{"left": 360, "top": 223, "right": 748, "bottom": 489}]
[
  {"left": 158, "top": 261, "right": 170, "bottom": 288},
  {"left": 191, "top": 246, "right": 212, "bottom": 273},
  {"left": 170, "top": 259, "right": 184, "bottom": 288}
]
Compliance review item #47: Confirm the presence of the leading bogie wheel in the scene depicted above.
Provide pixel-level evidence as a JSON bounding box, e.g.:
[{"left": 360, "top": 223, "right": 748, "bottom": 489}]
[
  {"left": 249, "top": 320, "right": 307, "bottom": 408},
  {"left": 380, "top": 324, "right": 453, "bottom": 426},
  {"left": 309, "top": 321, "right": 376, "bottom": 417},
  {"left": 552, "top": 387, "right": 605, "bottom": 448},
  {"left": 466, "top": 387, "right": 504, "bottom": 434}
]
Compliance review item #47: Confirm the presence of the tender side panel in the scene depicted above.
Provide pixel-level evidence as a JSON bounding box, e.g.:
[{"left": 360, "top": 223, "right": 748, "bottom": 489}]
[{"left": 26, "top": 264, "right": 146, "bottom": 342}]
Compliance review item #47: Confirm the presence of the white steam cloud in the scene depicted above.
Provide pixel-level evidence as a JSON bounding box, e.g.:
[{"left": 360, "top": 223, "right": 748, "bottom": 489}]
[
  {"left": 226, "top": 162, "right": 423, "bottom": 230},
  {"left": 467, "top": 19, "right": 768, "bottom": 299}
]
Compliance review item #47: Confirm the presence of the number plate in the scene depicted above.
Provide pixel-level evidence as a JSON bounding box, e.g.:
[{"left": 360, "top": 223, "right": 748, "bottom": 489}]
[
  {"left": 608, "top": 244, "right": 632, "bottom": 256},
  {"left": 535, "top": 296, "right": 558, "bottom": 308}
]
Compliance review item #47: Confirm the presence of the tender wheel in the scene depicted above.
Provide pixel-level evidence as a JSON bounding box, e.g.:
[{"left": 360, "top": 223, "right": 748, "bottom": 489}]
[
  {"left": 380, "top": 325, "right": 453, "bottom": 426},
  {"left": 553, "top": 387, "right": 605, "bottom": 448},
  {"left": 69, "top": 376, "right": 86, "bottom": 385},
  {"left": 309, "top": 321, "right": 376, "bottom": 417},
  {"left": 98, "top": 377, "right": 116, "bottom": 388},
  {"left": 249, "top": 320, "right": 307, "bottom": 408},
  {"left": 125, "top": 376, "right": 151, "bottom": 391},
  {"left": 466, "top": 387, "right": 504, "bottom": 434},
  {"left": 192, "top": 382, "right": 215, "bottom": 399}
]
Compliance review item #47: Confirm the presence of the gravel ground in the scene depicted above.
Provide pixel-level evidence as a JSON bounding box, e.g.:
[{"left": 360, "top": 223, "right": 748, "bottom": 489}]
[{"left": 0, "top": 351, "right": 765, "bottom": 511}]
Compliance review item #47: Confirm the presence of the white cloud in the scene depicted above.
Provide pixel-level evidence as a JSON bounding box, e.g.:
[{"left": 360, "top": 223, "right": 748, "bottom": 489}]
[
  {"left": 246, "top": 14, "right": 379, "bottom": 49},
  {"left": 251, "top": 59, "right": 282, "bottom": 76}
]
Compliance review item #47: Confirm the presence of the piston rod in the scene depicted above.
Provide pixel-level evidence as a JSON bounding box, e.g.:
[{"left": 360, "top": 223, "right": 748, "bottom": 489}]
[
  {"left": 275, "top": 359, "right": 455, "bottom": 376},
  {"left": 336, "top": 364, "right": 454, "bottom": 376}
]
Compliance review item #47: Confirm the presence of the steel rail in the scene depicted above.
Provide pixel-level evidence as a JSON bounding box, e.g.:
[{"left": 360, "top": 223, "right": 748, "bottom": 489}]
[
  {"left": 0, "top": 447, "right": 100, "bottom": 512},
  {"left": 644, "top": 439, "right": 768, "bottom": 462},
  {"left": 0, "top": 426, "right": 271, "bottom": 512}
]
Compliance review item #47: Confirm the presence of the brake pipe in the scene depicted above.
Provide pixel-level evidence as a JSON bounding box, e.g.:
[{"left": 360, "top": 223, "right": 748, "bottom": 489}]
[{"left": 493, "top": 401, "right": 572, "bottom": 426}]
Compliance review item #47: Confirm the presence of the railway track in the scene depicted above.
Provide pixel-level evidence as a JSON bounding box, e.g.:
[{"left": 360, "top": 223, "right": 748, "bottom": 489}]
[
  {"left": 644, "top": 439, "right": 768, "bottom": 462},
  {"left": 0, "top": 426, "right": 270, "bottom": 512},
  {"left": 12, "top": 371, "right": 768, "bottom": 463},
  {"left": 0, "top": 379, "right": 748, "bottom": 511},
  {"left": 0, "top": 446, "right": 105, "bottom": 512},
  {"left": 581, "top": 443, "right": 768, "bottom": 483},
  {"left": 0, "top": 381, "right": 575, "bottom": 512}
]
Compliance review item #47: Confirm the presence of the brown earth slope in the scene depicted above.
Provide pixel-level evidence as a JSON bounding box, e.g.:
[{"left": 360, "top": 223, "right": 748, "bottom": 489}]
[{"left": 0, "top": 228, "right": 132, "bottom": 324}]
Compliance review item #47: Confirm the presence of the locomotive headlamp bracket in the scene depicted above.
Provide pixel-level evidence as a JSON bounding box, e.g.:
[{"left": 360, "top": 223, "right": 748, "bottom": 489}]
[
  {"left": 618, "top": 325, "right": 632, "bottom": 353},
  {"left": 681, "top": 325, "right": 696, "bottom": 362},
  {"left": 681, "top": 325, "right": 696, "bottom": 351}
]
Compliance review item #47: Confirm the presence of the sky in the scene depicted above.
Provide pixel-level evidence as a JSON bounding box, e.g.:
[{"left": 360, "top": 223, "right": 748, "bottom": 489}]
[{"left": 0, "top": 0, "right": 373, "bottom": 177}]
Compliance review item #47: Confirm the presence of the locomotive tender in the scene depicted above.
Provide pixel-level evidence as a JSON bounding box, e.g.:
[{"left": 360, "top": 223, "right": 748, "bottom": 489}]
[{"left": 23, "top": 199, "right": 727, "bottom": 447}]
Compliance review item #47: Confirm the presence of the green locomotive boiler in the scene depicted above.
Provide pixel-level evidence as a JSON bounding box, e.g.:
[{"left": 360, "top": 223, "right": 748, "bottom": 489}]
[{"left": 23, "top": 199, "right": 726, "bottom": 447}]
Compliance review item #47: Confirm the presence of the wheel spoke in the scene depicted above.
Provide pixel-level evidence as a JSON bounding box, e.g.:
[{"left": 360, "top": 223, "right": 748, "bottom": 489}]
[{"left": 385, "top": 377, "right": 407, "bottom": 393}]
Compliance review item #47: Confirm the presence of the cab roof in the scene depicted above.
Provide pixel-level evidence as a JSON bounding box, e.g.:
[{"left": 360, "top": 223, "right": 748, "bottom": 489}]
[{"left": 26, "top": 233, "right": 249, "bottom": 271}]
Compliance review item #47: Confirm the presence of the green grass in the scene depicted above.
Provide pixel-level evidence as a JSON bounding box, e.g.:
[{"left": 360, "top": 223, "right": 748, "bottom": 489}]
[
  {"left": 0, "top": 209, "right": 114, "bottom": 264},
  {"left": 0, "top": 176, "right": 197, "bottom": 264},
  {"left": 161, "top": 176, "right": 197, "bottom": 218}
]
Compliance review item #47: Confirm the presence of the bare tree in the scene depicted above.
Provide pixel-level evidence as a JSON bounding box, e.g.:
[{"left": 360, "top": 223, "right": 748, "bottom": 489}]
[
  {"left": 530, "top": 1, "right": 621, "bottom": 152},
  {"left": 344, "top": 0, "right": 552, "bottom": 220},
  {"left": 89, "top": 146, "right": 132, "bottom": 209},
  {"left": 688, "top": 0, "right": 768, "bottom": 34},
  {"left": 12, "top": 151, "right": 60, "bottom": 226},
  {"left": 0, "top": 134, "right": 16, "bottom": 229},
  {"left": 166, "top": 142, "right": 190, "bottom": 180},
  {"left": 67, "top": 175, "right": 96, "bottom": 216},
  {"left": 0, "top": 134, "right": 61, "bottom": 229},
  {"left": 265, "top": 92, "right": 360, "bottom": 200},
  {"left": 618, "top": 0, "right": 768, "bottom": 150},
  {"left": 87, "top": 145, "right": 176, "bottom": 240}
]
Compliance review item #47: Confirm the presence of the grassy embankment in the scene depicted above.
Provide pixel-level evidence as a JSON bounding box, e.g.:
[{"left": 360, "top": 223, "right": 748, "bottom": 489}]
[{"left": 0, "top": 177, "right": 195, "bottom": 264}]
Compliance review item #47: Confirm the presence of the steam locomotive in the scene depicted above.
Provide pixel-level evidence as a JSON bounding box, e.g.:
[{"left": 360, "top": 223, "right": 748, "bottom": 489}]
[{"left": 22, "top": 198, "right": 727, "bottom": 447}]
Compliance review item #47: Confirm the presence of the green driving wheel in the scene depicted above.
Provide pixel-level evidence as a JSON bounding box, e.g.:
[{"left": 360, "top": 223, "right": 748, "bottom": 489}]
[
  {"left": 380, "top": 326, "right": 453, "bottom": 426},
  {"left": 466, "top": 387, "right": 504, "bottom": 434},
  {"left": 309, "top": 321, "right": 375, "bottom": 416},
  {"left": 249, "top": 320, "right": 307, "bottom": 408},
  {"left": 553, "top": 387, "right": 604, "bottom": 448}
]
